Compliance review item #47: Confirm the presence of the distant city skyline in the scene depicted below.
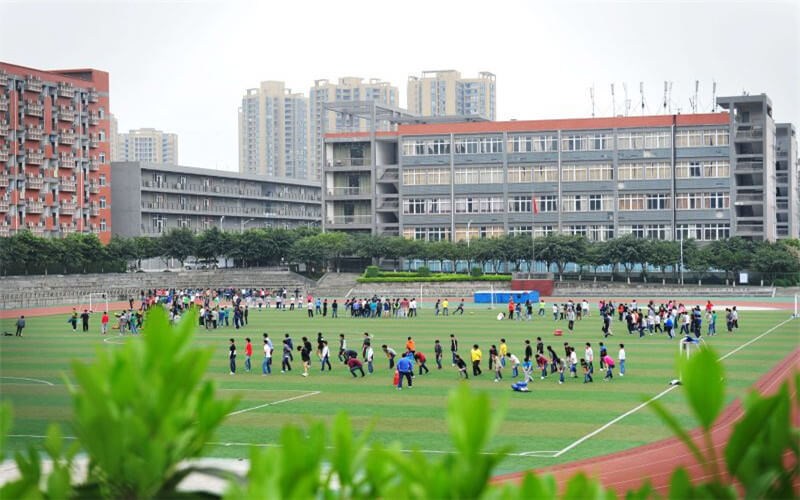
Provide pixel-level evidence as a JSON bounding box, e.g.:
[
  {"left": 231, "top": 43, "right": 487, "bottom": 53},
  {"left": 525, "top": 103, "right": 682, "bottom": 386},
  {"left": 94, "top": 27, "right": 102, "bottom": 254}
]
[{"left": 1, "top": 0, "right": 796, "bottom": 171}]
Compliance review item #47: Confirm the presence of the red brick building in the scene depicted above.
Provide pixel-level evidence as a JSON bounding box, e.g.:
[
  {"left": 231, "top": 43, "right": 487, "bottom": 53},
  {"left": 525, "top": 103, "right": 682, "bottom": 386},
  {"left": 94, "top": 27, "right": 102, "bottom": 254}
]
[{"left": 0, "top": 62, "right": 111, "bottom": 243}]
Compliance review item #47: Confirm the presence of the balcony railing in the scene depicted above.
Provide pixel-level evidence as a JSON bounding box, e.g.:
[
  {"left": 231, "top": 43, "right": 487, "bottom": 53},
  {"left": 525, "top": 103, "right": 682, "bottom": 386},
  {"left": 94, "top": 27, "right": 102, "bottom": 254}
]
[
  {"left": 735, "top": 161, "right": 764, "bottom": 172},
  {"left": 60, "top": 130, "right": 76, "bottom": 145},
  {"left": 735, "top": 127, "right": 763, "bottom": 140},
  {"left": 57, "top": 83, "right": 76, "bottom": 99},
  {"left": 60, "top": 225, "right": 77, "bottom": 234},
  {"left": 88, "top": 158, "right": 99, "bottom": 170},
  {"left": 26, "top": 201, "right": 44, "bottom": 213},
  {"left": 327, "top": 186, "right": 371, "bottom": 196},
  {"left": 31, "top": 226, "right": 46, "bottom": 236},
  {"left": 60, "top": 179, "right": 77, "bottom": 192},
  {"left": 26, "top": 177, "right": 44, "bottom": 190},
  {"left": 61, "top": 155, "right": 77, "bottom": 169},
  {"left": 326, "top": 215, "right": 372, "bottom": 225},
  {"left": 89, "top": 183, "right": 100, "bottom": 194},
  {"left": 0, "top": 227, "right": 10, "bottom": 237},
  {"left": 25, "top": 102, "right": 44, "bottom": 117},
  {"left": 0, "top": 177, "right": 9, "bottom": 188},
  {"left": 90, "top": 205, "right": 100, "bottom": 216},
  {"left": 89, "top": 113, "right": 100, "bottom": 125},
  {"left": 0, "top": 150, "right": 8, "bottom": 162},
  {"left": 88, "top": 90, "right": 99, "bottom": 103},
  {"left": 25, "top": 77, "right": 43, "bottom": 93},
  {"left": 0, "top": 99, "right": 7, "bottom": 112},
  {"left": 0, "top": 201, "right": 8, "bottom": 212},
  {"left": 60, "top": 203, "right": 77, "bottom": 214},
  {"left": 328, "top": 158, "right": 369, "bottom": 167},
  {"left": 26, "top": 127, "right": 44, "bottom": 141},
  {"left": 26, "top": 150, "right": 44, "bottom": 165},
  {"left": 0, "top": 72, "right": 7, "bottom": 87},
  {"left": 59, "top": 106, "right": 76, "bottom": 122},
  {"left": 89, "top": 136, "right": 99, "bottom": 148},
  {"left": 0, "top": 123, "right": 8, "bottom": 137}
]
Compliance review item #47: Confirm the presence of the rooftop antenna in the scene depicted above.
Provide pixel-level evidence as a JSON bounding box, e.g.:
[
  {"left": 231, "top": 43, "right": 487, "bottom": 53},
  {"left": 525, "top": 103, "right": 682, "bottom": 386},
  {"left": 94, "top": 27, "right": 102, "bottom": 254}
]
[
  {"left": 668, "top": 82, "right": 673, "bottom": 114},
  {"left": 711, "top": 80, "right": 717, "bottom": 112},
  {"left": 639, "top": 82, "right": 646, "bottom": 116},
  {"left": 611, "top": 84, "right": 616, "bottom": 116},
  {"left": 590, "top": 86, "right": 596, "bottom": 118},
  {"left": 691, "top": 80, "right": 699, "bottom": 113},
  {"left": 623, "top": 83, "right": 631, "bottom": 116},
  {"left": 662, "top": 81, "right": 668, "bottom": 114}
]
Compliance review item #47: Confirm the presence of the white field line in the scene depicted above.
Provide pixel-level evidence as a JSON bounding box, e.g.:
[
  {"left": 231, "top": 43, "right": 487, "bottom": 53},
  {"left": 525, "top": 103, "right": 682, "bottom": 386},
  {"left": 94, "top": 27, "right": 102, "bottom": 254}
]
[
  {"left": 227, "top": 390, "right": 320, "bottom": 416},
  {"left": 543, "top": 317, "right": 795, "bottom": 458},
  {"left": 0, "top": 376, "right": 54, "bottom": 386}
]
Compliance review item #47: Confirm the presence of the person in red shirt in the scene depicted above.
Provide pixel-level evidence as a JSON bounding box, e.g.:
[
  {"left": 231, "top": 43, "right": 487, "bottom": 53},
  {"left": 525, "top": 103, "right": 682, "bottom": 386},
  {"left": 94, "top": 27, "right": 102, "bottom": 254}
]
[
  {"left": 705, "top": 300, "right": 714, "bottom": 314},
  {"left": 414, "top": 351, "right": 429, "bottom": 375},
  {"left": 100, "top": 312, "right": 109, "bottom": 335},
  {"left": 347, "top": 357, "right": 365, "bottom": 377},
  {"left": 245, "top": 338, "right": 253, "bottom": 372},
  {"left": 508, "top": 299, "right": 515, "bottom": 320}
]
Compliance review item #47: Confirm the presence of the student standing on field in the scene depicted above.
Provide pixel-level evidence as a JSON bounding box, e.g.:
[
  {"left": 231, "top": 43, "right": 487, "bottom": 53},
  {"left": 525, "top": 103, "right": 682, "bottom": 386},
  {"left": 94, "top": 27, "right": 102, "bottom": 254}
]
[
  {"left": 321, "top": 340, "right": 332, "bottom": 371},
  {"left": 80, "top": 310, "right": 90, "bottom": 332},
  {"left": 300, "top": 337, "right": 312, "bottom": 377},
  {"left": 245, "top": 338, "right": 253, "bottom": 372},
  {"left": 618, "top": 344, "right": 626, "bottom": 376},
  {"left": 228, "top": 339, "right": 237, "bottom": 375},
  {"left": 506, "top": 352, "right": 521, "bottom": 378},
  {"left": 100, "top": 312, "right": 109, "bottom": 335},
  {"left": 68, "top": 309, "right": 78, "bottom": 332},
  {"left": 365, "top": 343, "right": 374, "bottom": 373},
  {"left": 15, "top": 315, "right": 25, "bottom": 336},
  {"left": 471, "top": 344, "right": 483, "bottom": 376},
  {"left": 262, "top": 339, "right": 272, "bottom": 375},
  {"left": 584, "top": 342, "right": 594, "bottom": 374},
  {"left": 281, "top": 341, "right": 292, "bottom": 372},
  {"left": 450, "top": 334, "right": 459, "bottom": 365},
  {"left": 434, "top": 340, "right": 443, "bottom": 369},
  {"left": 499, "top": 339, "right": 508, "bottom": 367}
]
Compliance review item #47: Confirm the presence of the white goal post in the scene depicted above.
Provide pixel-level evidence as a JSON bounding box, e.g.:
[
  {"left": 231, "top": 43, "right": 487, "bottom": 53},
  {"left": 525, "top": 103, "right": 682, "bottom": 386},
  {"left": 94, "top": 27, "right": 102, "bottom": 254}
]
[
  {"left": 794, "top": 294, "right": 799, "bottom": 319},
  {"left": 84, "top": 293, "right": 109, "bottom": 314}
]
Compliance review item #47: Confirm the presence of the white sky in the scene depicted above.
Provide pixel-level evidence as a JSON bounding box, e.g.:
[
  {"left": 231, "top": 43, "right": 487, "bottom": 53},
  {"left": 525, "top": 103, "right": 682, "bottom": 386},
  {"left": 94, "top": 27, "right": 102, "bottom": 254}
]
[{"left": 1, "top": 0, "right": 797, "bottom": 170}]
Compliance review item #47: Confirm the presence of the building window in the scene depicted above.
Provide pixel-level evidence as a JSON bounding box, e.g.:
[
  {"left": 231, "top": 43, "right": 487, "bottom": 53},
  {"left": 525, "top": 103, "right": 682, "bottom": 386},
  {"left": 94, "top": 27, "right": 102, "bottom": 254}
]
[
  {"left": 618, "top": 194, "right": 646, "bottom": 211},
  {"left": 618, "top": 164, "right": 645, "bottom": 180},
  {"left": 100, "top": 219, "right": 106, "bottom": 231},
  {"left": 562, "top": 133, "right": 612, "bottom": 151},
  {"left": 538, "top": 195, "right": 557, "bottom": 212},
  {"left": 453, "top": 136, "right": 503, "bottom": 154},
  {"left": 99, "top": 174, "right": 106, "bottom": 186},
  {"left": 508, "top": 196, "right": 533, "bottom": 213},
  {"left": 403, "top": 198, "right": 426, "bottom": 215},
  {"left": 454, "top": 197, "right": 504, "bottom": 214},
  {"left": 561, "top": 195, "right": 585, "bottom": 212},
  {"left": 676, "top": 223, "right": 730, "bottom": 241},
  {"left": 676, "top": 160, "right": 729, "bottom": 178},
  {"left": 587, "top": 225, "right": 614, "bottom": 241},
  {"left": 646, "top": 193, "right": 670, "bottom": 210},
  {"left": 454, "top": 167, "right": 503, "bottom": 184},
  {"left": 402, "top": 168, "right": 450, "bottom": 185},
  {"left": 99, "top": 153, "right": 106, "bottom": 163},
  {"left": 676, "top": 128, "right": 728, "bottom": 147},
  {"left": 533, "top": 225, "right": 554, "bottom": 237},
  {"left": 508, "top": 135, "right": 558, "bottom": 153},
  {"left": 99, "top": 197, "right": 106, "bottom": 208},
  {"left": 402, "top": 139, "right": 450, "bottom": 156}
]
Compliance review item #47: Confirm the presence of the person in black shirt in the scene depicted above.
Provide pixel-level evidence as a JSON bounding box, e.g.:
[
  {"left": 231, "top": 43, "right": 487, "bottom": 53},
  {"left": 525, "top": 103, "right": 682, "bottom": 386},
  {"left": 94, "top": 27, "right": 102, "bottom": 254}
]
[
  {"left": 80, "top": 310, "right": 90, "bottom": 332},
  {"left": 536, "top": 337, "right": 544, "bottom": 355},
  {"left": 228, "top": 338, "right": 236, "bottom": 375},
  {"left": 284, "top": 333, "right": 294, "bottom": 361},
  {"left": 338, "top": 334, "right": 347, "bottom": 362},
  {"left": 300, "top": 337, "right": 312, "bottom": 377},
  {"left": 434, "top": 339, "right": 443, "bottom": 369},
  {"left": 361, "top": 332, "right": 371, "bottom": 358},
  {"left": 547, "top": 345, "right": 560, "bottom": 374},
  {"left": 524, "top": 339, "right": 533, "bottom": 363},
  {"left": 454, "top": 353, "right": 468, "bottom": 379},
  {"left": 449, "top": 334, "right": 458, "bottom": 366},
  {"left": 488, "top": 345, "right": 498, "bottom": 370}
]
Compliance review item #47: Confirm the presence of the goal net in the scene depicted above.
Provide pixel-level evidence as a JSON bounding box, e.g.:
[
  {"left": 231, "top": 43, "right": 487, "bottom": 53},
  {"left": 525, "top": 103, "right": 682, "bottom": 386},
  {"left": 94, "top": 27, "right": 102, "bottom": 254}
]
[{"left": 84, "top": 292, "right": 109, "bottom": 314}]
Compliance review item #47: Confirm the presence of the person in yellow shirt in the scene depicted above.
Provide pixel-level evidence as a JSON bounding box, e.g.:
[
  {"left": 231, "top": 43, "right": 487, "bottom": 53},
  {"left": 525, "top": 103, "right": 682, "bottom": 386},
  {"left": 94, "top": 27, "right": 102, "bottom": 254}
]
[
  {"left": 406, "top": 336, "right": 416, "bottom": 354},
  {"left": 470, "top": 344, "right": 482, "bottom": 376},
  {"left": 538, "top": 300, "right": 546, "bottom": 317},
  {"left": 442, "top": 298, "right": 450, "bottom": 316},
  {"left": 499, "top": 338, "right": 508, "bottom": 367}
]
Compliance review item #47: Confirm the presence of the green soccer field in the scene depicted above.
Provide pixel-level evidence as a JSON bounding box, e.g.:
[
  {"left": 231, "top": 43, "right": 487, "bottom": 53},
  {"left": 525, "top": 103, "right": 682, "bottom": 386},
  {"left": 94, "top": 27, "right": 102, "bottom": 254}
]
[{"left": 1, "top": 304, "right": 797, "bottom": 474}]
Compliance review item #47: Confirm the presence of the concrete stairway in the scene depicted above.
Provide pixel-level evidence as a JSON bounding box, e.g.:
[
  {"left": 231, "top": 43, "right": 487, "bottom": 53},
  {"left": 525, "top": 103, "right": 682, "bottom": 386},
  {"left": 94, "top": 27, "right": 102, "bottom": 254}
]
[{"left": 312, "top": 272, "right": 361, "bottom": 298}]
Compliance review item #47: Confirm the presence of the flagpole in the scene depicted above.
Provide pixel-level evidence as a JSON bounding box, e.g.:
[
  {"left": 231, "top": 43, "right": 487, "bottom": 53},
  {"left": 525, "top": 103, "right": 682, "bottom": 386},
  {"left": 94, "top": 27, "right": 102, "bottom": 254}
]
[{"left": 531, "top": 194, "right": 536, "bottom": 276}]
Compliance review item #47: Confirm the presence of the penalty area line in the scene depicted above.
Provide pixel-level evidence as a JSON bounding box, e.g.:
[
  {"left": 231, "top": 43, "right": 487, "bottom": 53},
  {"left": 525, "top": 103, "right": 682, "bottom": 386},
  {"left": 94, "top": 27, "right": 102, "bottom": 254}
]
[{"left": 0, "top": 376, "right": 55, "bottom": 386}]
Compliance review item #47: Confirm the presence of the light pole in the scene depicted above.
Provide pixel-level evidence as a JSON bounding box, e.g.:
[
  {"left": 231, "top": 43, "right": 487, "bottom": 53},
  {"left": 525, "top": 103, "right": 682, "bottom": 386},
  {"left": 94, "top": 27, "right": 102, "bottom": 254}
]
[
  {"left": 219, "top": 215, "right": 225, "bottom": 231},
  {"left": 240, "top": 218, "right": 255, "bottom": 234},
  {"left": 679, "top": 237, "right": 684, "bottom": 285},
  {"left": 466, "top": 220, "right": 473, "bottom": 247}
]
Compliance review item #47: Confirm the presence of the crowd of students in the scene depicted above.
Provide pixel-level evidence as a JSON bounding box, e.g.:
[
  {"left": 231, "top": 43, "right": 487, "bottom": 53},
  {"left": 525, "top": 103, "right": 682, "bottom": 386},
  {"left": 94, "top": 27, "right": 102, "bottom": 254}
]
[{"left": 223, "top": 331, "right": 630, "bottom": 392}]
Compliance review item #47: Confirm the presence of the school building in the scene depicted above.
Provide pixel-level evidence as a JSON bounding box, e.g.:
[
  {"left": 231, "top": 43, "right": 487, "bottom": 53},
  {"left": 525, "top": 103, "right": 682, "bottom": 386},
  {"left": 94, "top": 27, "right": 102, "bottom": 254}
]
[{"left": 322, "top": 93, "right": 798, "bottom": 243}]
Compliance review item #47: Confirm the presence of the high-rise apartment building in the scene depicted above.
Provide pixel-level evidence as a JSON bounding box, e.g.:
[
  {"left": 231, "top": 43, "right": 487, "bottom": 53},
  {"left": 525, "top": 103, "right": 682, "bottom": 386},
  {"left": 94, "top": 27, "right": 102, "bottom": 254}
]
[
  {"left": 0, "top": 62, "right": 112, "bottom": 242},
  {"left": 238, "top": 81, "right": 308, "bottom": 180},
  {"left": 309, "top": 77, "right": 399, "bottom": 181},
  {"left": 114, "top": 127, "right": 178, "bottom": 164},
  {"left": 407, "top": 70, "right": 496, "bottom": 120},
  {"left": 323, "top": 93, "right": 797, "bottom": 246}
]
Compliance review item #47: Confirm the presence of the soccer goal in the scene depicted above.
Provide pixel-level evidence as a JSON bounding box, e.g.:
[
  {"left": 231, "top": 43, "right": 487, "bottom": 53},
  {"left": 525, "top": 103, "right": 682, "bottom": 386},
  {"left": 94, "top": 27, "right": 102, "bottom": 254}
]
[
  {"left": 794, "top": 294, "right": 799, "bottom": 319},
  {"left": 84, "top": 292, "right": 109, "bottom": 313},
  {"left": 670, "top": 335, "right": 707, "bottom": 385}
]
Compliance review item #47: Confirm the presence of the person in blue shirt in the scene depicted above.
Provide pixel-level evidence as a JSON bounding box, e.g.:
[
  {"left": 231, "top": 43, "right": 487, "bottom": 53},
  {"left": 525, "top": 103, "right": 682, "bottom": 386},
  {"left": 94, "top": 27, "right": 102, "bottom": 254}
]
[{"left": 396, "top": 353, "right": 414, "bottom": 390}]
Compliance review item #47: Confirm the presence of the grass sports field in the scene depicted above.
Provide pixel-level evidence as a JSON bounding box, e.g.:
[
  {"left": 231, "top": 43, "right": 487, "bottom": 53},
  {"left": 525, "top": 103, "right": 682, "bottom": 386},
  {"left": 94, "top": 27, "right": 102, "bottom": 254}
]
[{"left": 1, "top": 303, "right": 797, "bottom": 475}]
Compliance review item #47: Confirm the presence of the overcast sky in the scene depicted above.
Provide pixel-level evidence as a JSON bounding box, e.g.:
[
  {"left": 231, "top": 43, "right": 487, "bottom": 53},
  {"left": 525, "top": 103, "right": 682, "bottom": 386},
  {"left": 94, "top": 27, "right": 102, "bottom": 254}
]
[{"left": 1, "top": 0, "right": 797, "bottom": 170}]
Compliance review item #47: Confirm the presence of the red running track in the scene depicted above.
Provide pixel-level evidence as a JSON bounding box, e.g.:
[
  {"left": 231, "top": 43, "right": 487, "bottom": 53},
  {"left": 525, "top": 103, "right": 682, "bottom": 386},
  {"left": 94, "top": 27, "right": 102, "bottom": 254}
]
[{"left": 492, "top": 347, "right": 800, "bottom": 495}]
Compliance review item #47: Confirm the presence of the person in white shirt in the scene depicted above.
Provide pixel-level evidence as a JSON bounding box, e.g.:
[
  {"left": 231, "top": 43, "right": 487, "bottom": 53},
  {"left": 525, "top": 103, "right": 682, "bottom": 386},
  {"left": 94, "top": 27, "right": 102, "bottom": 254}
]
[
  {"left": 506, "top": 352, "right": 521, "bottom": 378},
  {"left": 409, "top": 299, "right": 417, "bottom": 318},
  {"left": 262, "top": 339, "right": 273, "bottom": 375},
  {"left": 581, "top": 300, "right": 590, "bottom": 318},
  {"left": 365, "top": 345, "right": 374, "bottom": 373},
  {"left": 569, "top": 348, "right": 578, "bottom": 378},
  {"left": 618, "top": 344, "right": 626, "bottom": 376},
  {"left": 584, "top": 342, "right": 594, "bottom": 374},
  {"left": 321, "top": 341, "right": 331, "bottom": 371}
]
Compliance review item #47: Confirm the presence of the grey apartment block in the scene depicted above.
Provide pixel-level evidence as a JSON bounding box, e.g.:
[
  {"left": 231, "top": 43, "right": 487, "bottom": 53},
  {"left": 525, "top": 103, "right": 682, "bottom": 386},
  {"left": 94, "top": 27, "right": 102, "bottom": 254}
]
[
  {"left": 323, "top": 93, "right": 797, "bottom": 244},
  {"left": 111, "top": 162, "right": 321, "bottom": 237},
  {"left": 775, "top": 123, "right": 798, "bottom": 238}
]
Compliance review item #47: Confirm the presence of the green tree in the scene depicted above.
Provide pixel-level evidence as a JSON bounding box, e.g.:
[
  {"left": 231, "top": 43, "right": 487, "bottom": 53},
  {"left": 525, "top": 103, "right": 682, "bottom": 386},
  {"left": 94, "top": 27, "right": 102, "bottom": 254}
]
[
  {"left": 605, "top": 234, "right": 647, "bottom": 283},
  {"left": 752, "top": 242, "right": 800, "bottom": 285},
  {"left": 317, "top": 232, "right": 352, "bottom": 271},
  {"left": 160, "top": 228, "right": 196, "bottom": 267},
  {"left": 707, "top": 237, "right": 752, "bottom": 285}
]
